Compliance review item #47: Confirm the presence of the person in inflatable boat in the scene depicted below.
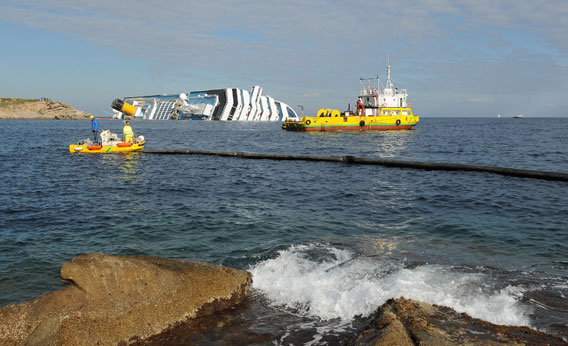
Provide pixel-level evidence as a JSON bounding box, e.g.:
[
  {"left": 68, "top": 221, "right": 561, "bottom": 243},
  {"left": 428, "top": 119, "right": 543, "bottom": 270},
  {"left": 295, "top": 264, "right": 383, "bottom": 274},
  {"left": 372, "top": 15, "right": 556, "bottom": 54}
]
[
  {"left": 123, "top": 121, "right": 134, "bottom": 143},
  {"left": 90, "top": 115, "right": 100, "bottom": 144}
]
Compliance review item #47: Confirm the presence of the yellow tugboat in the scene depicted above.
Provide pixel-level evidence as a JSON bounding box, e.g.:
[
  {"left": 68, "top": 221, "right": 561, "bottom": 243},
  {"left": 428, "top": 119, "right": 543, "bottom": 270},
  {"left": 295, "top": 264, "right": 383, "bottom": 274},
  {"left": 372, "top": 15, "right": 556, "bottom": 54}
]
[
  {"left": 283, "top": 60, "right": 419, "bottom": 132},
  {"left": 69, "top": 130, "right": 145, "bottom": 153}
]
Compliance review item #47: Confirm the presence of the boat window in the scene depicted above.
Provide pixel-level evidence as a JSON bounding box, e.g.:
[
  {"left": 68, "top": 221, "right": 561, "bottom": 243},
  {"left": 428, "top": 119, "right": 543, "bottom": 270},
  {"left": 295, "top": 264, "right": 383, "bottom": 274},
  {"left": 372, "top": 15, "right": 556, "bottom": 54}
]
[
  {"left": 402, "top": 110, "right": 410, "bottom": 115},
  {"left": 382, "top": 110, "right": 390, "bottom": 115},
  {"left": 391, "top": 110, "right": 400, "bottom": 115}
]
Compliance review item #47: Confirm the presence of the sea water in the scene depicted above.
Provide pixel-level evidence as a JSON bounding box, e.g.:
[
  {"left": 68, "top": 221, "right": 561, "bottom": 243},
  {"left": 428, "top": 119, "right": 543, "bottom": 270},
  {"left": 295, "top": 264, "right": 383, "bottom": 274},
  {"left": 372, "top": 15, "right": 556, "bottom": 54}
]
[{"left": 0, "top": 118, "right": 567, "bottom": 344}]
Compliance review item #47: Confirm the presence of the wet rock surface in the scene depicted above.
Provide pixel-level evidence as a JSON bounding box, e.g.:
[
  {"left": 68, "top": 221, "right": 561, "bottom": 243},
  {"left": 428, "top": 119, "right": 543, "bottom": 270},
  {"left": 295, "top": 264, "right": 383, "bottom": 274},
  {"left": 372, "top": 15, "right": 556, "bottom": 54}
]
[
  {"left": 347, "top": 297, "right": 567, "bottom": 346},
  {"left": 126, "top": 297, "right": 568, "bottom": 346},
  {"left": 0, "top": 254, "right": 252, "bottom": 346}
]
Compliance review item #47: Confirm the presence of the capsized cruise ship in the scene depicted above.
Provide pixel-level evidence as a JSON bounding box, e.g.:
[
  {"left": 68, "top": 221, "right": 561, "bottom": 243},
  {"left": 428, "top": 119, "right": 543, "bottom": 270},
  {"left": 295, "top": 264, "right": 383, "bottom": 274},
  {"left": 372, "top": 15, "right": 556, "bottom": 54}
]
[{"left": 111, "top": 86, "right": 300, "bottom": 122}]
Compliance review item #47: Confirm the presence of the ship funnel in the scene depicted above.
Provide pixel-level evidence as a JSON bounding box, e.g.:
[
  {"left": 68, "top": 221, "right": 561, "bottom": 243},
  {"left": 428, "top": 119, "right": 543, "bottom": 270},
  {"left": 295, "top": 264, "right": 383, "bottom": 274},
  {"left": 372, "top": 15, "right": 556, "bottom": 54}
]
[{"left": 111, "top": 99, "right": 136, "bottom": 116}]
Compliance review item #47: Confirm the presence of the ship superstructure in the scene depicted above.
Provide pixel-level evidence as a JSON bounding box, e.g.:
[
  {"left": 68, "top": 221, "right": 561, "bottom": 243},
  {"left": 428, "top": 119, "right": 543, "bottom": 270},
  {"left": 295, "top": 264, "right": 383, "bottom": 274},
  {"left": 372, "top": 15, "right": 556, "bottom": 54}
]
[
  {"left": 356, "top": 59, "right": 409, "bottom": 116},
  {"left": 112, "top": 86, "right": 299, "bottom": 122}
]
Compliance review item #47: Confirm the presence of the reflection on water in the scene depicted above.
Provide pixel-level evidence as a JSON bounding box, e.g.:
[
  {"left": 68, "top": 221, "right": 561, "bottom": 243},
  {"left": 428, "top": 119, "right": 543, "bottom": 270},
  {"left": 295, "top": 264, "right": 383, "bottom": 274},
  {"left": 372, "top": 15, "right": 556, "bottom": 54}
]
[
  {"left": 97, "top": 153, "right": 142, "bottom": 183},
  {"left": 301, "top": 129, "right": 418, "bottom": 159},
  {"left": 369, "top": 130, "right": 417, "bottom": 158},
  {"left": 91, "top": 154, "right": 144, "bottom": 213},
  {"left": 119, "top": 153, "right": 141, "bottom": 182}
]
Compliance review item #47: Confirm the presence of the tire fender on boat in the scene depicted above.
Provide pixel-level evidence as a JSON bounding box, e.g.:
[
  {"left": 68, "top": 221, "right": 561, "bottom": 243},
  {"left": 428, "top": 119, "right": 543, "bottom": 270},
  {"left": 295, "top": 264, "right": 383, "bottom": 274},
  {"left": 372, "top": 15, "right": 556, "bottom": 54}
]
[
  {"left": 305, "top": 119, "right": 311, "bottom": 125},
  {"left": 396, "top": 119, "right": 401, "bottom": 126},
  {"left": 359, "top": 120, "right": 365, "bottom": 127}
]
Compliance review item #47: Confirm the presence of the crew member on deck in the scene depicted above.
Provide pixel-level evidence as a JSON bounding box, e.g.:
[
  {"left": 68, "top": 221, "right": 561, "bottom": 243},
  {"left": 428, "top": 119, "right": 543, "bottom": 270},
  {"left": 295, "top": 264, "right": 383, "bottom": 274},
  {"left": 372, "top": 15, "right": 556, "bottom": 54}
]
[
  {"left": 90, "top": 115, "right": 99, "bottom": 143},
  {"left": 123, "top": 121, "right": 134, "bottom": 143}
]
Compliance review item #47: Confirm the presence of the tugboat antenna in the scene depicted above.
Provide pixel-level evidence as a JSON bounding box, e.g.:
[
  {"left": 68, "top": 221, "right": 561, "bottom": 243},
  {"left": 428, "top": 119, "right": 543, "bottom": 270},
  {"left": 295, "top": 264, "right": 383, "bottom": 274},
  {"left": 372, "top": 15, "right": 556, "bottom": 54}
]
[{"left": 386, "top": 56, "right": 393, "bottom": 90}]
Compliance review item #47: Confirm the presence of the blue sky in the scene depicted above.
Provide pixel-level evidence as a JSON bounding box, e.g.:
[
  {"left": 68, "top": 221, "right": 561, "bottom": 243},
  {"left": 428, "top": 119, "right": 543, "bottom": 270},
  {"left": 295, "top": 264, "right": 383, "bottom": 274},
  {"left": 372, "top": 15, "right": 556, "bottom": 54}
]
[{"left": 0, "top": 0, "right": 567, "bottom": 117}]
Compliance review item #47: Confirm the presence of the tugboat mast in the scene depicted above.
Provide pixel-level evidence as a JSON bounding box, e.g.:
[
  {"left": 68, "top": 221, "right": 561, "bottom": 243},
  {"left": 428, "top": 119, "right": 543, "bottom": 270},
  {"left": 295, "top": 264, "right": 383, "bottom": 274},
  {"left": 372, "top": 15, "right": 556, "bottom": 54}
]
[{"left": 385, "top": 56, "right": 394, "bottom": 90}]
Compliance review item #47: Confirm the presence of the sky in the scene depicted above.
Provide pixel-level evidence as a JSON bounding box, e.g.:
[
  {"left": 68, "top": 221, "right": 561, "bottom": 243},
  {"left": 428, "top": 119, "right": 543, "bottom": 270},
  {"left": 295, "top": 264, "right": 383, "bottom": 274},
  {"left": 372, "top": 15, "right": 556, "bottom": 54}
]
[{"left": 0, "top": 0, "right": 567, "bottom": 117}]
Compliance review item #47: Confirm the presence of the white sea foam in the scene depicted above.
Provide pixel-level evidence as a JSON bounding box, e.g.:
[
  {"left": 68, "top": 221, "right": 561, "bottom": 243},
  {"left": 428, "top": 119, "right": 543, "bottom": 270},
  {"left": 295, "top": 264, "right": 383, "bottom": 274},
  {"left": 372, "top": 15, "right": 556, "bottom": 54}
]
[{"left": 250, "top": 243, "right": 532, "bottom": 327}]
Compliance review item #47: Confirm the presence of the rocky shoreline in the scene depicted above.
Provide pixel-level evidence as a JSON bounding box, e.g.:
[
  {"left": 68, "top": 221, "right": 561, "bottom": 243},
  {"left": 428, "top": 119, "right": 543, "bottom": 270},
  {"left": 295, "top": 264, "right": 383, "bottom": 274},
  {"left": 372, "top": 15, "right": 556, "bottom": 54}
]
[
  {"left": 0, "top": 254, "right": 565, "bottom": 345},
  {"left": 0, "top": 98, "right": 92, "bottom": 120}
]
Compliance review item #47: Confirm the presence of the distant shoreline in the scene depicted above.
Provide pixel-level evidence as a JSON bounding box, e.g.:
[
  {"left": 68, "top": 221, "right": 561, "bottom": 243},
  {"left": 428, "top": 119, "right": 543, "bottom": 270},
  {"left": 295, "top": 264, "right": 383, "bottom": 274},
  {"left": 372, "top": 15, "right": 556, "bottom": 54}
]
[
  {"left": 0, "top": 115, "right": 90, "bottom": 120},
  {"left": 0, "top": 98, "right": 92, "bottom": 120}
]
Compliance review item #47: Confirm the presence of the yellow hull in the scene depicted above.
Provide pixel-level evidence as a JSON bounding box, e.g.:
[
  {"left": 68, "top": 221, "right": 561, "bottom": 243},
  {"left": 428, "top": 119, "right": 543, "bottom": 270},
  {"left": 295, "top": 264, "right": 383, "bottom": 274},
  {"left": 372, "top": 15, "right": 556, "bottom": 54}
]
[
  {"left": 283, "top": 107, "right": 419, "bottom": 132},
  {"left": 69, "top": 142, "right": 145, "bottom": 153}
]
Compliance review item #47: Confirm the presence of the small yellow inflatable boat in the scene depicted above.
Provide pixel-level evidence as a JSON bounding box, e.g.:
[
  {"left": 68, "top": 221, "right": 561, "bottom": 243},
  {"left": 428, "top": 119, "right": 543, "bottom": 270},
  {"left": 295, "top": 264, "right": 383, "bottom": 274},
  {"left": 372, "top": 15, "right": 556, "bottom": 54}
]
[
  {"left": 69, "top": 130, "right": 145, "bottom": 154},
  {"left": 69, "top": 142, "right": 145, "bottom": 154}
]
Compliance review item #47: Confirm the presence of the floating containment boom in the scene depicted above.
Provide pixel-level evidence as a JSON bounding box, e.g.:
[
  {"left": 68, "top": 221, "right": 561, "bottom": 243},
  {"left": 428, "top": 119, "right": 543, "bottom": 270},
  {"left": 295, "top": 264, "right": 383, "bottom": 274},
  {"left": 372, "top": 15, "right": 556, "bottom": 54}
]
[{"left": 144, "top": 149, "right": 568, "bottom": 182}]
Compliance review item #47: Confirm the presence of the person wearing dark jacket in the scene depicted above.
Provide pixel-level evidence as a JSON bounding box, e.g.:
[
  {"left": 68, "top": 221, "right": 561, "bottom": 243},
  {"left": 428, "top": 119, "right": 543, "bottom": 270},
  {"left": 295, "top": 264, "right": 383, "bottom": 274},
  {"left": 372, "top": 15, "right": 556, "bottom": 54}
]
[{"left": 90, "top": 115, "right": 99, "bottom": 143}]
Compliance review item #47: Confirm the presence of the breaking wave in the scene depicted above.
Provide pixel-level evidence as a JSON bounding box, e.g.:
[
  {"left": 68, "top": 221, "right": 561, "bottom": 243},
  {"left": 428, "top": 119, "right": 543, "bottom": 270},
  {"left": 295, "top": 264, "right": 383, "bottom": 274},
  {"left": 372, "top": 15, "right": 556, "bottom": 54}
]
[{"left": 250, "top": 243, "right": 532, "bottom": 327}]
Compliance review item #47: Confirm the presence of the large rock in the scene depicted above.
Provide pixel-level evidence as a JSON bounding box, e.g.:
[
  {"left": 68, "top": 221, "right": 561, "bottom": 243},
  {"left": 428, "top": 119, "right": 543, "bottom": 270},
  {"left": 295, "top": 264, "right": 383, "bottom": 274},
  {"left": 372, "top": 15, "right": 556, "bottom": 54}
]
[
  {"left": 0, "top": 254, "right": 252, "bottom": 345},
  {"left": 348, "top": 297, "right": 567, "bottom": 346}
]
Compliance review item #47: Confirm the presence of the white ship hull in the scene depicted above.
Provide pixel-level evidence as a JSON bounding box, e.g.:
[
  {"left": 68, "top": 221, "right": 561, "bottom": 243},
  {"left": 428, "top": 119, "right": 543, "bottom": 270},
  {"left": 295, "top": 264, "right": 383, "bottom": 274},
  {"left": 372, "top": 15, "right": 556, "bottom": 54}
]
[{"left": 112, "top": 86, "right": 300, "bottom": 122}]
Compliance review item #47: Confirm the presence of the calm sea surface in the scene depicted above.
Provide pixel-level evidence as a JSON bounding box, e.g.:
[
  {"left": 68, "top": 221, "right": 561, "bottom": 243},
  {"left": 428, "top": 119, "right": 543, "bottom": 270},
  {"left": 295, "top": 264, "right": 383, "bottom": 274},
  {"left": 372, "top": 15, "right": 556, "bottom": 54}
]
[{"left": 1, "top": 118, "right": 567, "bottom": 343}]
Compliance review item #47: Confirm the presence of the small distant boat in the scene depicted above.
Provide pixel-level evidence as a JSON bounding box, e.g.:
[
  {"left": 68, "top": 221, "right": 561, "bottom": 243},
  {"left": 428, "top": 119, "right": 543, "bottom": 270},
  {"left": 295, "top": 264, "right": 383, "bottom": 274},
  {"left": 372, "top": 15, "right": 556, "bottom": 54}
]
[
  {"left": 69, "top": 130, "right": 145, "bottom": 153},
  {"left": 513, "top": 114, "right": 524, "bottom": 118},
  {"left": 497, "top": 114, "right": 501, "bottom": 118}
]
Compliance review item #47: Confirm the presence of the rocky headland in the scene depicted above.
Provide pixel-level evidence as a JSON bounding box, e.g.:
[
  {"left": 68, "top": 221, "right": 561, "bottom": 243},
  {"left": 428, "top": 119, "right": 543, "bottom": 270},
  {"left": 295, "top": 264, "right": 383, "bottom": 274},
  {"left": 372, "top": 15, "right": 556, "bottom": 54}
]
[
  {"left": 0, "top": 98, "right": 92, "bottom": 119},
  {"left": 0, "top": 254, "right": 565, "bottom": 346}
]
